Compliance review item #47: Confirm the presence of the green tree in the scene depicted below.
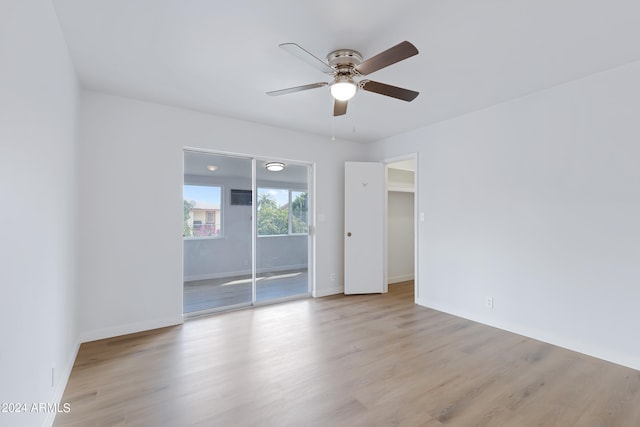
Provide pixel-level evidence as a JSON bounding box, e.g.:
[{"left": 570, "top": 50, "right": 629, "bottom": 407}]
[
  {"left": 291, "top": 192, "right": 308, "bottom": 233},
  {"left": 183, "top": 199, "right": 194, "bottom": 237},
  {"left": 258, "top": 206, "right": 288, "bottom": 235},
  {"left": 258, "top": 192, "right": 288, "bottom": 235},
  {"left": 258, "top": 192, "right": 278, "bottom": 210}
]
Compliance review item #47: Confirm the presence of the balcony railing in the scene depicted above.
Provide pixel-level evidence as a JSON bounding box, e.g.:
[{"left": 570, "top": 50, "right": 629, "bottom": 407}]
[{"left": 186, "top": 223, "right": 221, "bottom": 237}]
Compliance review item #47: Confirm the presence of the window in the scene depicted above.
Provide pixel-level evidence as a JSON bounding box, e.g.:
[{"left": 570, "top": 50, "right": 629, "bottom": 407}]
[
  {"left": 183, "top": 185, "right": 222, "bottom": 238},
  {"left": 291, "top": 191, "right": 308, "bottom": 234},
  {"left": 257, "top": 188, "right": 308, "bottom": 236}
]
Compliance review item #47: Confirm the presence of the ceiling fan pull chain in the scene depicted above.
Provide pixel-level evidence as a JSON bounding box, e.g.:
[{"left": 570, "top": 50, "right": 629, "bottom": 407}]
[{"left": 332, "top": 112, "right": 335, "bottom": 141}]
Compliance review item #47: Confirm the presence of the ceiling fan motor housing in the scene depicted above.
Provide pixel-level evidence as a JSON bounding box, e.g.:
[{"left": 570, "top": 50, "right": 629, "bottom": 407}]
[{"left": 327, "top": 49, "right": 363, "bottom": 71}]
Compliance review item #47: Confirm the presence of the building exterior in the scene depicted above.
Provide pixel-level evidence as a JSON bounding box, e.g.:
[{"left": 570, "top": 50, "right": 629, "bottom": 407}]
[{"left": 186, "top": 201, "right": 221, "bottom": 236}]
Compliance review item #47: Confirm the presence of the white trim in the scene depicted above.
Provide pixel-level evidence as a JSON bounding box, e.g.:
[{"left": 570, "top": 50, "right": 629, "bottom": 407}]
[
  {"left": 79, "top": 315, "right": 184, "bottom": 343},
  {"left": 314, "top": 284, "right": 344, "bottom": 297},
  {"left": 383, "top": 164, "right": 389, "bottom": 294},
  {"left": 308, "top": 163, "right": 316, "bottom": 298},
  {"left": 413, "top": 152, "right": 419, "bottom": 301},
  {"left": 415, "top": 296, "right": 429, "bottom": 307},
  {"left": 388, "top": 274, "right": 415, "bottom": 284},
  {"left": 251, "top": 158, "right": 257, "bottom": 304},
  {"left": 46, "top": 338, "right": 81, "bottom": 427},
  {"left": 384, "top": 153, "right": 419, "bottom": 302},
  {"left": 417, "top": 298, "right": 640, "bottom": 372}
]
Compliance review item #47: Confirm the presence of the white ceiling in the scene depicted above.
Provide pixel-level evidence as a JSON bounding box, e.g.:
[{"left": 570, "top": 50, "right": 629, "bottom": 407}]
[{"left": 52, "top": 0, "right": 640, "bottom": 143}]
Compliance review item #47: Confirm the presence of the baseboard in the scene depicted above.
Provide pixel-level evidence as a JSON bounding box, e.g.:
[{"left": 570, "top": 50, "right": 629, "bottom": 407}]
[
  {"left": 184, "top": 264, "right": 307, "bottom": 282},
  {"left": 388, "top": 274, "right": 414, "bottom": 284},
  {"left": 45, "top": 338, "right": 81, "bottom": 427},
  {"left": 415, "top": 298, "right": 640, "bottom": 373},
  {"left": 79, "top": 315, "right": 184, "bottom": 343},
  {"left": 314, "top": 284, "right": 343, "bottom": 297}
]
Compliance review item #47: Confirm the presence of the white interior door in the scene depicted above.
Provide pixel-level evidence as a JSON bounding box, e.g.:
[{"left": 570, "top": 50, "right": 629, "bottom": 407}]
[{"left": 344, "top": 162, "right": 385, "bottom": 294}]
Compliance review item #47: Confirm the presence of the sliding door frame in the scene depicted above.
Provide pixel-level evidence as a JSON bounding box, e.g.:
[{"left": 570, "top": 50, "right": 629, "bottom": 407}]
[{"left": 183, "top": 148, "right": 314, "bottom": 317}]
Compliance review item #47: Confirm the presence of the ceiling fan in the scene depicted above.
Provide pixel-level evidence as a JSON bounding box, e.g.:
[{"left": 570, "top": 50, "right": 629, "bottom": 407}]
[{"left": 267, "top": 41, "right": 419, "bottom": 116}]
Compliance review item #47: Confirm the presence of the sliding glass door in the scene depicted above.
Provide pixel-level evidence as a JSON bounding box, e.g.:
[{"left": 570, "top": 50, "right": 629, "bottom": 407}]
[
  {"left": 183, "top": 152, "right": 253, "bottom": 313},
  {"left": 183, "top": 150, "right": 310, "bottom": 315},
  {"left": 256, "top": 161, "right": 309, "bottom": 302}
]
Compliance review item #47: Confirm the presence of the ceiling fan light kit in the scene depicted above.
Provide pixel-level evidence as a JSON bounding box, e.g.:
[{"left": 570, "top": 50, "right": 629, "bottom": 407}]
[
  {"left": 330, "top": 77, "right": 357, "bottom": 101},
  {"left": 267, "top": 41, "right": 419, "bottom": 116}
]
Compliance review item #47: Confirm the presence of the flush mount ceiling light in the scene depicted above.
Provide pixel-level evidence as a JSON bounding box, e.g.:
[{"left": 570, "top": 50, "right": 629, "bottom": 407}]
[
  {"left": 206, "top": 165, "right": 218, "bottom": 172},
  {"left": 265, "top": 162, "right": 285, "bottom": 172}
]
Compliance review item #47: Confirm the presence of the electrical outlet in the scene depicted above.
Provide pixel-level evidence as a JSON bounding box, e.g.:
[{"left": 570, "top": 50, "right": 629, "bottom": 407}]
[
  {"left": 330, "top": 274, "right": 336, "bottom": 282},
  {"left": 485, "top": 297, "right": 494, "bottom": 309}
]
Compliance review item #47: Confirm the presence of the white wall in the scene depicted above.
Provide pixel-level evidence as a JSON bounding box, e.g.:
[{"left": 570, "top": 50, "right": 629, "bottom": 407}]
[
  {"left": 372, "top": 60, "right": 640, "bottom": 370},
  {"left": 0, "top": 1, "right": 79, "bottom": 426},
  {"left": 387, "top": 191, "right": 415, "bottom": 283},
  {"left": 78, "top": 91, "right": 367, "bottom": 341}
]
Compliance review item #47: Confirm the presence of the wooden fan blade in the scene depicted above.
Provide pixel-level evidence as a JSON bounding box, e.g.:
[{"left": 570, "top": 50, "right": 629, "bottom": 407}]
[
  {"left": 334, "top": 100, "right": 348, "bottom": 116},
  {"left": 280, "top": 43, "right": 334, "bottom": 74},
  {"left": 355, "top": 41, "right": 418, "bottom": 76},
  {"left": 360, "top": 80, "right": 419, "bottom": 102},
  {"left": 267, "top": 82, "right": 328, "bottom": 96}
]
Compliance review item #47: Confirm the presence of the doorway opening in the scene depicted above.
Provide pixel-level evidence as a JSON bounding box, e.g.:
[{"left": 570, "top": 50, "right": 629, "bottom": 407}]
[
  {"left": 183, "top": 150, "right": 313, "bottom": 316},
  {"left": 385, "top": 156, "right": 417, "bottom": 301}
]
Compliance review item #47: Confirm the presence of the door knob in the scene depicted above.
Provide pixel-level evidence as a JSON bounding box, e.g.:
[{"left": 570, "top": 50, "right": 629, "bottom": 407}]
[{"left": 347, "top": 232, "right": 352, "bottom": 237}]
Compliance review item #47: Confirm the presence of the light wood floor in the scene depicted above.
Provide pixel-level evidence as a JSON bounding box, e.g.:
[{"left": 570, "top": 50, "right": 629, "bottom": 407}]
[{"left": 55, "top": 282, "right": 640, "bottom": 426}]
